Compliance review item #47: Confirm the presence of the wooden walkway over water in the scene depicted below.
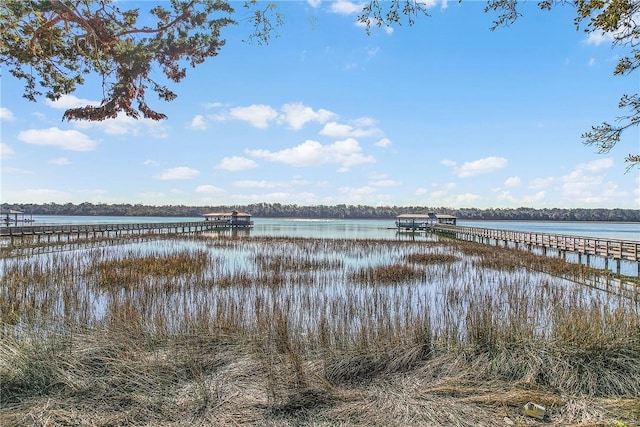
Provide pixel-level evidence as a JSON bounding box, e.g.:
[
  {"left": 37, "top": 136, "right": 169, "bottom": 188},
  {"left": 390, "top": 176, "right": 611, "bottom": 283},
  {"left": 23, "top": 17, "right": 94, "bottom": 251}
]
[
  {"left": 430, "top": 224, "right": 640, "bottom": 275},
  {"left": 0, "top": 221, "right": 250, "bottom": 245}
]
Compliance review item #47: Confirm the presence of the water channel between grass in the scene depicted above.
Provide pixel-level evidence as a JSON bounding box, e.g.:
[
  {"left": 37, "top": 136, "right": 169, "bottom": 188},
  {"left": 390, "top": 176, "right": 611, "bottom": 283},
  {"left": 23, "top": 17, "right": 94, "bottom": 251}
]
[{"left": 1, "top": 232, "right": 639, "bottom": 426}]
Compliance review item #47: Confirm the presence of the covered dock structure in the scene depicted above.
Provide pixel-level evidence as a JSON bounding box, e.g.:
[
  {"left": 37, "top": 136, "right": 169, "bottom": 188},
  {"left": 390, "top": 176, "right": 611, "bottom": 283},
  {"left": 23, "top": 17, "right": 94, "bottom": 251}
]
[
  {"left": 203, "top": 210, "right": 253, "bottom": 227},
  {"left": 1, "top": 209, "right": 33, "bottom": 225},
  {"left": 396, "top": 212, "right": 457, "bottom": 231}
]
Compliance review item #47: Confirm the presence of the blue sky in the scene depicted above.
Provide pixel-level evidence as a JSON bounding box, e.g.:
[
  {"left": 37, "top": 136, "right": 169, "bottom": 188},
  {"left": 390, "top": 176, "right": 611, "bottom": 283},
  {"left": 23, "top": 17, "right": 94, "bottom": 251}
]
[{"left": 1, "top": 1, "right": 639, "bottom": 209}]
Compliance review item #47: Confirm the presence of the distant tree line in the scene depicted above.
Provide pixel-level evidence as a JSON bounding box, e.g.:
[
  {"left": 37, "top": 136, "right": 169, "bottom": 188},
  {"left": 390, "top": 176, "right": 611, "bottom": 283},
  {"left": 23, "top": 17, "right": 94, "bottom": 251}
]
[{"left": 2, "top": 203, "right": 639, "bottom": 222}]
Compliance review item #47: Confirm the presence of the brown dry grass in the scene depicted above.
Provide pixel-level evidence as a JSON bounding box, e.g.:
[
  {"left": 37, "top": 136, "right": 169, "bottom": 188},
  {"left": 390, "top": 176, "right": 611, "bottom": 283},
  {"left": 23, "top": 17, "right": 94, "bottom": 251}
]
[
  {"left": 1, "top": 234, "right": 638, "bottom": 426},
  {"left": 2, "top": 332, "right": 636, "bottom": 426}
]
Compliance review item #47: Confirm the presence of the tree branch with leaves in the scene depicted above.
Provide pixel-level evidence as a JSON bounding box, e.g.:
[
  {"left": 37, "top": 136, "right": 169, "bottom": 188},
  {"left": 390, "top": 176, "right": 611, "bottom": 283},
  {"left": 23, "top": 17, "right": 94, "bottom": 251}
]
[
  {"left": 2, "top": 0, "right": 637, "bottom": 169},
  {"left": 1, "top": 0, "right": 238, "bottom": 121}
]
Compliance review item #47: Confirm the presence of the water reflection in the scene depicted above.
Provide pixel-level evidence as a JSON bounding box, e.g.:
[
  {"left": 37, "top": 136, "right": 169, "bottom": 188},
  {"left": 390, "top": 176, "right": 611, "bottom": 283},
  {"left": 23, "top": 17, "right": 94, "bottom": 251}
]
[{"left": 2, "top": 236, "right": 636, "bottom": 338}]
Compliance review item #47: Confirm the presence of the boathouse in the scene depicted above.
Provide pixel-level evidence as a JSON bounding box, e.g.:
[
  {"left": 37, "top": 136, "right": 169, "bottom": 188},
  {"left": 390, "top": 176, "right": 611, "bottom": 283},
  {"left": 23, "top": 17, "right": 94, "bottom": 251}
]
[
  {"left": 203, "top": 210, "right": 253, "bottom": 227},
  {"left": 1, "top": 209, "right": 32, "bottom": 225},
  {"left": 395, "top": 212, "right": 457, "bottom": 230},
  {"left": 433, "top": 213, "right": 457, "bottom": 225}
]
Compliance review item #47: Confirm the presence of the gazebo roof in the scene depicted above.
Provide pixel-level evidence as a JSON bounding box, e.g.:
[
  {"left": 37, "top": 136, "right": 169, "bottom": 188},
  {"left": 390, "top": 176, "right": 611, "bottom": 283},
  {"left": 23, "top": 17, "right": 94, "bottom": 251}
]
[
  {"left": 396, "top": 214, "right": 431, "bottom": 219},
  {"left": 203, "top": 211, "right": 251, "bottom": 217}
]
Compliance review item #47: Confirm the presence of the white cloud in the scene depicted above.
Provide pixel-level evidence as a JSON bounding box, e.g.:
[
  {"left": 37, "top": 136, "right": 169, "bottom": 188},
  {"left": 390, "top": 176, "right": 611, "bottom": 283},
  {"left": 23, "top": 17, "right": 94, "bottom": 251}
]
[
  {"left": 188, "top": 114, "right": 207, "bottom": 130},
  {"left": 371, "top": 179, "right": 401, "bottom": 187},
  {"left": 417, "top": 0, "right": 438, "bottom": 8},
  {"left": 279, "top": 102, "right": 335, "bottom": 130},
  {"left": 45, "top": 94, "right": 100, "bottom": 109},
  {"left": 1, "top": 143, "right": 15, "bottom": 159},
  {"left": 429, "top": 189, "right": 447, "bottom": 199},
  {"left": 234, "top": 179, "right": 308, "bottom": 189},
  {"left": 353, "top": 117, "right": 377, "bottom": 127},
  {"left": 137, "top": 192, "right": 165, "bottom": 199},
  {"left": 234, "top": 180, "right": 279, "bottom": 189},
  {"left": 562, "top": 169, "right": 603, "bottom": 196},
  {"left": 195, "top": 185, "right": 224, "bottom": 194},
  {"left": 577, "top": 157, "right": 613, "bottom": 172},
  {"left": 231, "top": 191, "right": 319, "bottom": 205},
  {"left": 560, "top": 160, "right": 627, "bottom": 205},
  {"left": 0, "top": 107, "right": 15, "bottom": 121},
  {"left": 529, "top": 177, "right": 554, "bottom": 189},
  {"left": 374, "top": 138, "right": 392, "bottom": 147},
  {"left": 451, "top": 193, "right": 481, "bottom": 206},
  {"left": 153, "top": 167, "right": 199, "bottom": 180},
  {"left": 2, "top": 167, "right": 33, "bottom": 175},
  {"left": 18, "top": 127, "right": 99, "bottom": 151},
  {"left": 369, "top": 172, "right": 388, "bottom": 180},
  {"left": 504, "top": 176, "right": 521, "bottom": 187},
  {"left": 48, "top": 157, "right": 71, "bottom": 166},
  {"left": 216, "top": 156, "right": 258, "bottom": 171},
  {"left": 522, "top": 191, "right": 546, "bottom": 204},
  {"left": 443, "top": 182, "right": 457, "bottom": 190},
  {"left": 246, "top": 138, "right": 375, "bottom": 169},
  {"left": 229, "top": 104, "right": 278, "bottom": 128},
  {"left": 3, "top": 188, "right": 71, "bottom": 203},
  {"left": 496, "top": 190, "right": 517, "bottom": 203},
  {"left": 443, "top": 156, "right": 508, "bottom": 177},
  {"left": 144, "top": 159, "right": 160, "bottom": 166},
  {"left": 337, "top": 185, "right": 379, "bottom": 202},
  {"left": 207, "top": 113, "right": 227, "bottom": 122},
  {"left": 73, "top": 113, "right": 168, "bottom": 138},
  {"left": 319, "top": 121, "right": 382, "bottom": 138},
  {"left": 203, "top": 101, "right": 224, "bottom": 109},
  {"left": 330, "top": 1, "right": 363, "bottom": 15},
  {"left": 307, "top": 0, "right": 321, "bottom": 7},
  {"left": 585, "top": 31, "right": 614, "bottom": 46},
  {"left": 366, "top": 46, "right": 380, "bottom": 58}
]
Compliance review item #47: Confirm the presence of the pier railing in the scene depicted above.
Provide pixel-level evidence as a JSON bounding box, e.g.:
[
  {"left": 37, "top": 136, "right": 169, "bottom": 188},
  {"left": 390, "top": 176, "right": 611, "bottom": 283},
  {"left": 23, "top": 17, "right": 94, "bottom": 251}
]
[
  {"left": 431, "top": 224, "right": 639, "bottom": 274},
  {"left": 432, "top": 224, "right": 639, "bottom": 261},
  {"left": 0, "top": 220, "right": 251, "bottom": 244}
]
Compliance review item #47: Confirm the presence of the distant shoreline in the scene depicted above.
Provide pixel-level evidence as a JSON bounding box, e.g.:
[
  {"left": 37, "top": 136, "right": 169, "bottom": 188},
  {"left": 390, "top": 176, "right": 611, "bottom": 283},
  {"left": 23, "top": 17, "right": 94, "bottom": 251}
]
[{"left": 2, "top": 203, "right": 639, "bottom": 222}]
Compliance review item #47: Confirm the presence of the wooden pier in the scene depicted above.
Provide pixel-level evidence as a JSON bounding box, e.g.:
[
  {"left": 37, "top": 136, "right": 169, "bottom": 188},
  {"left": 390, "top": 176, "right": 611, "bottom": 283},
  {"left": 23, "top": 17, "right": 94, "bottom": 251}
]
[
  {"left": 0, "top": 220, "right": 251, "bottom": 246},
  {"left": 431, "top": 224, "right": 640, "bottom": 276}
]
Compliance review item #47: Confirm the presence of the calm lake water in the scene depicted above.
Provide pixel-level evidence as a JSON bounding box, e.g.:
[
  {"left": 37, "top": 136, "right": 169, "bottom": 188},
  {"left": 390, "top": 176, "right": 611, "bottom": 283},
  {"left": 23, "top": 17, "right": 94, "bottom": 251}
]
[
  {"left": 2, "top": 216, "right": 638, "bottom": 332},
  {"left": 16, "top": 215, "right": 640, "bottom": 242}
]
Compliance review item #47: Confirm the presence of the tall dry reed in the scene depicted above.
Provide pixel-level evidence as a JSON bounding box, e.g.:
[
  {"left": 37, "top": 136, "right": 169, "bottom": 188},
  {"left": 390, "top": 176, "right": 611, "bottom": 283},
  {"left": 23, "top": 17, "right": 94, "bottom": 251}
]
[{"left": 1, "top": 234, "right": 638, "bottom": 425}]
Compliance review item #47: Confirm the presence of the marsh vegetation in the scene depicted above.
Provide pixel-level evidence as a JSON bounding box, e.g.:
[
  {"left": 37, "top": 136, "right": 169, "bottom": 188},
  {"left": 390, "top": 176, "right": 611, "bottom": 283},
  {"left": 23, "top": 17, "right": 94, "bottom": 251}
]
[{"left": 1, "top": 234, "right": 638, "bottom": 426}]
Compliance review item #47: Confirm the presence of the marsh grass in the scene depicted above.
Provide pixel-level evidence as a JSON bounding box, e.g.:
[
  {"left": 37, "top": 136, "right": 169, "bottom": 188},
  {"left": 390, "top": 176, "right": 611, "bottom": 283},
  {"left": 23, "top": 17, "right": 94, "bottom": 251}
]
[
  {"left": 86, "top": 249, "right": 209, "bottom": 290},
  {"left": 406, "top": 252, "right": 458, "bottom": 264},
  {"left": 1, "top": 235, "right": 638, "bottom": 426},
  {"left": 349, "top": 264, "right": 426, "bottom": 284}
]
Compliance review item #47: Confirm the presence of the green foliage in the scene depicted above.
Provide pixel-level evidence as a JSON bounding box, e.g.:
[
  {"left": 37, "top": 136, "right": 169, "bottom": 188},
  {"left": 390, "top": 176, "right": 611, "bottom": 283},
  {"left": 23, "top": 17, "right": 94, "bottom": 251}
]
[
  {"left": 0, "top": 0, "right": 236, "bottom": 121},
  {"left": 0, "top": 1, "right": 637, "bottom": 167},
  {"left": 1, "top": 202, "right": 639, "bottom": 221},
  {"left": 582, "top": 94, "right": 640, "bottom": 171},
  {"left": 358, "top": 0, "right": 432, "bottom": 34}
]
